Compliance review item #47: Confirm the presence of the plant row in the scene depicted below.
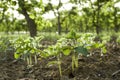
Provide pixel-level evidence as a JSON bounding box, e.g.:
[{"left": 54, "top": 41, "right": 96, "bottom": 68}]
[{"left": 0, "top": 31, "right": 108, "bottom": 77}]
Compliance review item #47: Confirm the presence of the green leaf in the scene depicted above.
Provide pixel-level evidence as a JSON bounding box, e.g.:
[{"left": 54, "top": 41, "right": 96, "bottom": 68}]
[
  {"left": 101, "top": 47, "right": 107, "bottom": 54},
  {"left": 41, "top": 51, "right": 49, "bottom": 58},
  {"left": 14, "top": 53, "right": 20, "bottom": 59},
  {"left": 11, "top": 1, "right": 16, "bottom": 6},
  {"left": 92, "top": 43, "right": 100, "bottom": 48},
  {"left": 74, "top": 46, "right": 89, "bottom": 56},
  {"left": 66, "top": 29, "right": 77, "bottom": 39},
  {"left": 47, "top": 61, "right": 58, "bottom": 67},
  {"left": 30, "top": 49, "right": 35, "bottom": 53},
  {"left": 63, "top": 48, "right": 71, "bottom": 56}
]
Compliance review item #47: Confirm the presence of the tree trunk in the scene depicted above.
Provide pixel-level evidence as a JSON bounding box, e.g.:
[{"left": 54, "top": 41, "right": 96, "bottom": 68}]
[
  {"left": 57, "top": 0, "right": 62, "bottom": 35},
  {"left": 22, "top": 10, "right": 37, "bottom": 37},
  {"left": 18, "top": 0, "right": 37, "bottom": 37},
  {"left": 65, "top": 23, "right": 68, "bottom": 34},
  {"left": 114, "top": 7, "right": 119, "bottom": 32},
  {"left": 96, "top": 0, "right": 100, "bottom": 34},
  {"left": 85, "top": 17, "right": 89, "bottom": 32},
  {"left": 89, "top": 0, "right": 97, "bottom": 33},
  {"left": 50, "top": 0, "right": 62, "bottom": 35},
  {"left": 58, "top": 12, "right": 61, "bottom": 35}
]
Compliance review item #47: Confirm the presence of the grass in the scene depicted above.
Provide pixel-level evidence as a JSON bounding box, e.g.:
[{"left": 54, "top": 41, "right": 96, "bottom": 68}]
[
  {"left": 0, "top": 31, "right": 120, "bottom": 42},
  {"left": 0, "top": 32, "right": 29, "bottom": 39},
  {"left": 37, "top": 32, "right": 66, "bottom": 41}
]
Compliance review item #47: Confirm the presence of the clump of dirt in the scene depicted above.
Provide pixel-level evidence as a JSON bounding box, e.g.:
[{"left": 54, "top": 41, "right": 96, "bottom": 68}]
[{"left": 0, "top": 42, "right": 120, "bottom": 80}]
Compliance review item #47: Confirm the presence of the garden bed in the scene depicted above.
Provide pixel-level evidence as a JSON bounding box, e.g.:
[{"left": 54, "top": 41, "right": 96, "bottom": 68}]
[{"left": 0, "top": 42, "right": 120, "bottom": 80}]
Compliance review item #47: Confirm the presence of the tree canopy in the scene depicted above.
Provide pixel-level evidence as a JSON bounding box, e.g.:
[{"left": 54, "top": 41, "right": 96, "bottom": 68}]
[{"left": 0, "top": 0, "right": 120, "bottom": 36}]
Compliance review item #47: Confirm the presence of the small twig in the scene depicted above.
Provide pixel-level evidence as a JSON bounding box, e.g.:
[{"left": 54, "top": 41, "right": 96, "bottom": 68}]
[
  {"left": 63, "top": 65, "right": 71, "bottom": 73},
  {"left": 112, "top": 70, "right": 120, "bottom": 76},
  {"left": 85, "top": 76, "right": 90, "bottom": 80}
]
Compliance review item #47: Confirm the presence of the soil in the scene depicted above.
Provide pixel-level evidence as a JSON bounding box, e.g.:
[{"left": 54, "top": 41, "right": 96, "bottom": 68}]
[{"left": 0, "top": 41, "right": 120, "bottom": 80}]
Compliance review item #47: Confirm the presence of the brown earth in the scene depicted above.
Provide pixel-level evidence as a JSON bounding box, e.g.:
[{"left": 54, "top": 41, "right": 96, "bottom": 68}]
[{"left": 0, "top": 42, "right": 120, "bottom": 80}]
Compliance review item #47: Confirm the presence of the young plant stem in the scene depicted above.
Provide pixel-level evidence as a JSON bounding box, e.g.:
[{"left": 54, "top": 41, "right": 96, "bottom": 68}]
[
  {"left": 72, "top": 53, "right": 78, "bottom": 72},
  {"left": 34, "top": 54, "right": 37, "bottom": 64},
  {"left": 72, "top": 39, "right": 78, "bottom": 72},
  {"left": 23, "top": 54, "right": 26, "bottom": 61},
  {"left": 29, "top": 54, "right": 32, "bottom": 65},
  {"left": 72, "top": 53, "right": 75, "bottom": 72},
  {"left": 57, "top": 55, "right": 62, "bottom": 77},
  {"left": 27, "top": 57, "right": 30, "bottom": 65},
  {"left": 75, "top": 53, "right": 78, "bottom": 68}
]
